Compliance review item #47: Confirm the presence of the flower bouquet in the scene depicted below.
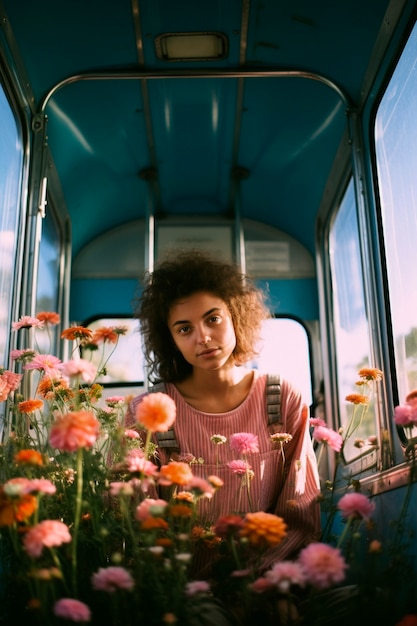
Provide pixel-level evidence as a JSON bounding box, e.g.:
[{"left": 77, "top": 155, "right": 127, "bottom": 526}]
[{"left": 0, "top": 314, "right": 416, "bottom": 625}]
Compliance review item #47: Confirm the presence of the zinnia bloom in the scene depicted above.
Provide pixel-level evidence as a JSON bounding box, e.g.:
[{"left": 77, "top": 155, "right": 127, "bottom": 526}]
[
  {"left": 18, "top": 399, "right": 43, "bottom": 414},
  {"left": 12, "top": 316, "right": 44, "bottom": 330},
  {"left": 227, "top": 459, "right": 252, "bottom": 475},
  {"left": 229, "top": 432, "right": 259, "bottom": 455},
  {"left": 240, "top": 511, "right": 287, "bottom": 548},
  {"left": 125, "top": 449, "right": 158, "bottom": 476},
  {"left": 358, "top": 367, "right": 383, "bottom": 382},
  {"left": 37, "top": 376, "right": 70, "bottom": 399},
  {"left": 61, "top": 326, "right": 93, "bottom": 341},
  {"left": 0, "top": 370, "right": 23, "bottom": 394},
  {"left": 337, "top": 492, "right": 375, "bottom": 520},
  {"left": 36, "top": 311, "right": 60, "bottom": 325},
  {"left": 91, "top": 327, "right": 118, "bottom": 344},
  {"left": 91, "top": 566, "right": 134, "bottom": 592},
  {"left": 53, "top": 598, "right": 91, "bottom": 623},
  {"left": 264, "top": 560, "right": 306, "bottom": 592},
  {"left": 23, "top": 354, "right": 62, "bottom": 377},
  {"left": 345, "top": 393, "right": 369, "bottom": 405},
  {"left": 159, "top": 461, "right": 194, "bottom": 486},
  {"left": 14, "top": 449, "right": 44, "bottom": 466},
  {"left": 23, "top": 520, "right": 72, "bottom": 557},
  {"left": 312, "top": 425, "right": 343, "bottom": 452},
  {"left": 135, "top": 392, "right": 176, "bottom": 432},
  {"left": 298, "top": 542, "right": 348, "bottom": 590},
  {"left": 49, "top": 411, "right": 100, "bottom": 452},
  {"left": 59, "top": 359, "right": 97, "bottom": 383}
]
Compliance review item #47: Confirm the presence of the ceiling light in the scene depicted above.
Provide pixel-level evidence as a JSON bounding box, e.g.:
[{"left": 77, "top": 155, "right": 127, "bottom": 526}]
[{"left": 155, "top": 32, "right": 228, "bottom": 62}]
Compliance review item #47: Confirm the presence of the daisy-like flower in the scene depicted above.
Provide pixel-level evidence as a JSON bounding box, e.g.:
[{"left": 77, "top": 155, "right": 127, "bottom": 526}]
[
  {"left": 91, "top": 327, "right": 118, "bottom": 344},
  {"left": 14, "top": 449, "right": 44, "bottom": 466},
  {"left": 298, "top": 542, "right": 348, "bottom": 590},
  {"left": 59, "top": 358, "right": 97, "bottom": 383},
  {"left": 23, "top": 519, "right": 72, "bottom": 558},
  {"left": 211, "top": 434, "right": 227, "bottom": 445},
  {"left": 337, "top": 492, "right": 375, "bottom": 520},
  {"left": 0, "top": 370, "right": 23, "bottom": 395},
  {"left": 312, "top": 425, "right": 343, "bottom": 452},
  {"left": 18, "top": 399, "right": 43, "bottom": 414},
  {"left": 230, "top": 432, "right": 259, "bottom": 455},
  {"left": 240, "top": 512, "right": 287, "bottom": 548},
  {"left": 91, "top": 566, "right": 134, "bottom": 593},
  {"left": 345, "top": 393, "right": 369, "bottom": 405},
  {"left": 12, "top": 316, "right": 44, "bottom": 331},
  {"left": 135, "top": 392, "right": 176, "bottom": 433},
  {"left": 49, "top": 411, "right": 100, "bottom": 452},
  {"left": 23, "top": 354, "right": 62, "bottom": 377},
  {"left": 358, "top": 367, "right": 383, "bottom": 382},
  {"left": 106, "top": 395, "right": 126, "bottom": 407},
  {"left": 53, "top": 598, "right": 91, "bottom": 623},
  {"left": 36, "top": 311, "right": 61, "bottom": 325},
  {"left": 37, "top": 376, "right": 71, "bottom": 399},
  {"left": 10, "top": 348, "right": 36, "bottom": 362},
  {"left": 61, "top": 326, "right": 93, "bottom": 341},
  {"left": 270, "top": 432, "right": 293, "bottom": 445}
]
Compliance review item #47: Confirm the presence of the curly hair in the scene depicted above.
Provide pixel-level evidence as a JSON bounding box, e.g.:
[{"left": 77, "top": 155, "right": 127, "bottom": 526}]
[{"left": 136, "top": 249, "right": 270, "bottom": 383}]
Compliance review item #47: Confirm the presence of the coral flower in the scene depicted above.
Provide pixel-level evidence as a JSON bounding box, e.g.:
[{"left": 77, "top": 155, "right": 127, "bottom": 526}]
[
  {"left": 23, "top": 520, "right": 72, "bottom": 558},
  {"left": 159, "top": 461, "right": 194, "bottom": 486},
  {"left": 91, "top": 566, "right": 134, "bottom": 592},
  {"left": 337, "top": 492, "right": 375, "bottom": 520},
  {"left": 358, "top": 367, "right": 383, "bottom": 382},
  {"left": 18, "top": 399, "right": 43, "bottom": 414},
  {"left": 61, "top": 326, "right": 93, "bottom": 341},
  {"left": 14, "top": 449, "right": 44, "bottom": 466},
  {"left": 37, "top": 376, "right": 70, "bottom": 399},
  {"left": 53, "top": 598, "right": 91, "bottom": 622},
  {"left": 59, "top": 359, "right": 97, "bottom": 383},
  {"left": 214, "top": 514, "right": 245, "bottom": 538},
  {"left": 0, "top": 370, "right": 23, "bottom": 393},
  {"left": 91, "top": 327, "right": 118, "bottom": 344},
  {"left": 36, "top": 311, "right": 61, "bottom": 325},
  {"left": 229, "top": 432, "right": 259, "bottom": 455},
  {"left": 240, "top": 512, "right": 287, "bottom": 548},
  {"left": 49, "top": 411, "right": 100, "bottom": 452},
  {"left": 345, "top": 393, "right": 369, "bottom": 405},
  {"left": 23, "top": 354, "right": 62, "bottom": 377},
  {"left": 298, "top": 542, "right": 348, "bottom": 590},
  {"left": 135, "top": 392, "right": 176, "bottom": 433},
  {"left": 12, "top": 316, "right": 44, "bottom": 330},
  {"left": 125, "top": 450, "right": 158, "bottom": 476},
  {"left": 0, "top": 378, "right": 9, "bottom": 402},
  {"left": 312, "top": 426, "right": 343, "bottom": 452},
  {"left": 0, "top": 489, "right": 37, "bottom": 526}
]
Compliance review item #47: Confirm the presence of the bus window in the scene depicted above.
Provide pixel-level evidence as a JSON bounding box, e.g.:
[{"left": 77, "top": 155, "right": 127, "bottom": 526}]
[
  {"left": 374, "top": 22, "right": 417, "bottom": 441},
  {"left": 0, "top": 83, "right": 23, "bottom": 366},
  {"left": 250, "top": 317, "right": 313, "bottom": 406},
  {"left": 329, "top": 179, "right": 376, "bottom": 462}
]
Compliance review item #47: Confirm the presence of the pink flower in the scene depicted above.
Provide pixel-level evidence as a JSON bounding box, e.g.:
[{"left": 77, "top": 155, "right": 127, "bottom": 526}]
[
  {"left": 23, "top": 354, "right": 62, "bottom": 377},
  {"left": 91, "top": 566, "right": 134, "bottom": 593},
  {"left": 0, "top": 377, "right": 9, "bottom": 402},
  {"left": 298, "top": 542, "right": 348, "bottom": 590},
  {"left": 229, "top": 432, "right": 259, "bottom": 455},
  {"left": 188, "top": 476, "right": 215, "bottom": 498},
  {"left": 23, "top": 520, "right": 72, "bottom": 557},
  {"left": 185, "top": 580, "right": 211, "bottom": 596},
  {"left": 5, "top": 478, "right": 57, "bottom": 496},
  {"left": 135, "top": 392, "right": 176, "bottom": 433},
  {"left": 124, "top": 429, "right": 140, "bottom": 439},
  {"left": 264, "top": 560, "right": 306, "bottom": 592},
  {"left": 227, "top": 459, "right": 251, "bottom": 475},
  {"left": 394, "top": 404, "right": 417, "bottom": 427},
  {"left": 135, "top": 498, "right": 168, "bottom": 522},
  {"left": 12, "top": 316, "right": 44, "bottom": 330},
  {"left": 337, "top": 492, "right": 375, "bottom": 520},
  {"left": 309, "top": 417, "right": 327, "bottom": 427},
  {"left": 25, "top": 479, "right": 57, "bottom": 495},
  {"left": 106, "top": 395, "right": 125, "bottom": 407},
  {"left": 0, "top": 370, "right": 23, "bottom": 397},
  {"left": 312, "top": 425, "right": 343, "bottom": 452},
  {"left": 59, "top": 359, "right": 97, "bottom": 383},
  {"left": 125, "top": 449, "right": 158, "bottom": 476},
  {"left": 53, "top": 598, "right": 91, "bottom": 622},
  {"left": 109, "top": 482, "right": 135, "bottom": 497},
  {"left": 49, "top": 411, "right": 100, "bottom": 452},
  {"left": 10, "top": 348, "right": 35, "bottom": 362}
]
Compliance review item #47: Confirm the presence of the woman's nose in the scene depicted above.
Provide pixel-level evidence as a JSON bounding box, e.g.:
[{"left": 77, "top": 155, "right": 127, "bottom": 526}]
[{"left": 196, "top": 327, "right": 211, "bottom": 344}]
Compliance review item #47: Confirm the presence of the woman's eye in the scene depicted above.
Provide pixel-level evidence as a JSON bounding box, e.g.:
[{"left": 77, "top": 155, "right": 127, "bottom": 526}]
[
  {"left": 178, "top": 326, "right": 191, "bottom": 334},
  {"left": 209, "top": 315, "right": 221, "bottom": 324}
]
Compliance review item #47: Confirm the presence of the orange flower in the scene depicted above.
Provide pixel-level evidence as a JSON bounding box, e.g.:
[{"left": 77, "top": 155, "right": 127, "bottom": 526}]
[
  {"left": 135, "top": 392, "right": 176, "bottom": 433},
  {"left": 155, "top": 537, "right": 174, "bottom": 548},
  {"left": 358, "top": 367, "right": 383, "bottom": 382},
  {"left": 168, "top": 503, "right": 193, "bottom": 518},
  {"left": 240, "top": 511, "right": 287, "bottom": 548},
  {"left": 61, "top": 326, "right": 93, "bottom": 341},
  {"left": 140, "top": 517, "right": 169, "bottom": 531},
  {"left": 406, "top": 389, "right": 417, "bottom": 402},
  {"left": 0, "top": 489, "right": 37, "bottom": 526},
  {"left": 36, "top": 311, "right": 60, "bottom": 325},
  {"left": 91, "top": 327, "right": 118, "bottom": 344},
  {"left": 14, "top": 449, "right": 44, "bottom": 466},
  {"left": 345, "top": 393, "right": 369, "bottom": 405},
  {"left": 159, "top": 461, "right": 194, "bottom": 486},
  {"left": 18, "top": 399, "right": 43, "bottom": 414},
  {"left": 49, "top": 411, "right": 100, "bottom": 452},
  {"left": 37, "top": 376, "right": 71, "bottom": 400}
]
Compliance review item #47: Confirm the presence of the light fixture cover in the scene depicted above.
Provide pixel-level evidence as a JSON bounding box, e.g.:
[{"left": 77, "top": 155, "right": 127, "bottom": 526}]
[{"left": 155, "top": 32, "right": 228, "bottom": 61}]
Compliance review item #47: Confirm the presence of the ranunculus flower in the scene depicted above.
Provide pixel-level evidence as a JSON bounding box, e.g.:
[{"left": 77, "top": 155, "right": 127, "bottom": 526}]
[
  {"left": 14, "top": 449, "right": 44, "bottom": 466},
  {"left": 158, "top": 461, "right": 194, "bottom": 486},
  {"left": 298, "top": 542, "right": 348, "bottom": 590},
  {"left": 240, "top": 512, "right": 287, "bottom": 548},
  {"left": 337, "top": 492, "right": 375, "bottom": 520},
  {"left": 91, "top": 566, "right": 134, "bottom": 592},
  {"left": 135, "top": 392, "right": 176, "bottom": 432},
  {"left": 263, "top": 560, "right": 306, "bottom": 592},
  {"left": 49, "top": 411, "right": 100, "bottom": 452},
  {"left": 23, "top": 520, "right": 72, "bottom": 558},
  {"left": 229, "top": 432, "right": 259, "bottom": 455},
  {"left": 53, "top": 598, "right": 91, "bottom": 622}
]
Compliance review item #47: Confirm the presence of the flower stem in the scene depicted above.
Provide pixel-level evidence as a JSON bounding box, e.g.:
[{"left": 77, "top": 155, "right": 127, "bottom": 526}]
[{"left": 72, "top": 447, "right": 84, "bottom": 596}]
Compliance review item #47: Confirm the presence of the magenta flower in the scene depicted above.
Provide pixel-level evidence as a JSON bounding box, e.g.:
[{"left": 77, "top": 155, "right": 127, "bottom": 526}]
[
  {"left": 337, "top": 492, "right": 375, "bottom": 520},
  {"left": 23, "top": 353, "right": 62, "bottom": 377},
  {"left": 230, "top": 432, "right": 259, "bottom": 455},
  {"left": 227, "top": 459, "right": 252, "bottom": 475},
  {"left": 23, "top": 520, "right": 72, "bottom": 558},
  {"left": 53, "top": 598, "right": 91, "bottom": 622},
  {"left": 91, "top": 566, "right": 135, "bottom": 593},
  {"left": 12, "top": 316, "right": 44, "bottom": 331},
  {"left": 298, "top": 542, "right": 348, "bottom": 590},
  {"left": 313, "top": 425, "right": 343, "bottom": 452},
  {"left": 184, "top": 580, "right": 211, "bottom": 596},
  {"left": 59, "top": 358, "right": 97, "bottom": 383},
  {"left": 394, "top": 404, "right": 417, "bottom": 427}
]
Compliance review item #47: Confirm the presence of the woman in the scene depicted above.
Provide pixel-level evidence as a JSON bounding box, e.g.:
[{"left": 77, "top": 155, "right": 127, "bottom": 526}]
[{"left": 125, "top": 249, "right": 321, "bottom": 567}]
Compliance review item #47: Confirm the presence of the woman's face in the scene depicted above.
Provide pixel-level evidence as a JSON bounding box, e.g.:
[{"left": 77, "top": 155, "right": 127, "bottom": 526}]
[{"left": 167, "top": 291, "right": 237, "bottom": 372}]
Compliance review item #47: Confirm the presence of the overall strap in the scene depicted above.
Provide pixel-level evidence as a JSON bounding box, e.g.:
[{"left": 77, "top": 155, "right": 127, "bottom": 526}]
[
  {"left": 149, "top": 383, "right": 180, "bottom": 454},
  {"left": 266, "top": 373, "right": 282, "bottom": 427}
]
